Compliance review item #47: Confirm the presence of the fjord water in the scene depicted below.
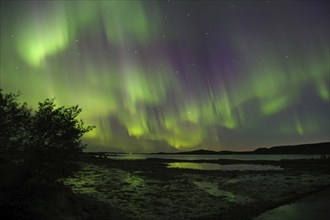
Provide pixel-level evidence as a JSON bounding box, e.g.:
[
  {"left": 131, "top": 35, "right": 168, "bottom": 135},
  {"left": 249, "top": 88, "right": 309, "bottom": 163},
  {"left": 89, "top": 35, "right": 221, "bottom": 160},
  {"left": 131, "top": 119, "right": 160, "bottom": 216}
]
[
  {"left": 167, "top": 162, "right": 284, "bottom": 171},
  {"left": 105, "top": 154, "right": 321, "bottom": 161}
]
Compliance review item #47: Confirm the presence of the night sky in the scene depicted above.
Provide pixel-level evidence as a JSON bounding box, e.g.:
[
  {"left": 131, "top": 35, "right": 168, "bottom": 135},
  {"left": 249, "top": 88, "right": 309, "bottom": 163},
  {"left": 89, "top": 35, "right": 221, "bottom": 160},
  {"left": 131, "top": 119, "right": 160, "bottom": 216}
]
[{"left": 1, "top": 1, "right": 329, "bottom": 152}]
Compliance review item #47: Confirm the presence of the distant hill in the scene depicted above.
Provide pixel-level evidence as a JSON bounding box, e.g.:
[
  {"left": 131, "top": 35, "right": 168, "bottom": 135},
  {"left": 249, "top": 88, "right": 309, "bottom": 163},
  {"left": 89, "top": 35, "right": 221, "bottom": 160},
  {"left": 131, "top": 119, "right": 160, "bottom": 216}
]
[
  {"left": 252, "top": 142, "right": 330, "bottom": 155},
  {"left": 176, "top": 149, "right": 216, "bottom": 155},
  {"left": 173, "top": 142, "right": 330, "bottom": 155}
]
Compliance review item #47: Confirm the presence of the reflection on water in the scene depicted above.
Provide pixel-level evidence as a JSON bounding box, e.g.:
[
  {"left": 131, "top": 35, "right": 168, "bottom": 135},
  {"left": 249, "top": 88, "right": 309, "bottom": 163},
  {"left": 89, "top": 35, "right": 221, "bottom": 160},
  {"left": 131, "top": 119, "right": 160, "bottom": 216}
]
[
  {"left": 193, "top": 181, "right": 253, "bottom": 204},
  {"left": 167, "top": 162, "right": 283, "bottom": 171},
  {"left": 106, "top": 154, "right": 320, "bottom": 161},
  {"left": 254, "top": 188, "right": 330, "bottom": 220},
  {"left": 167, "top": 162, "right": 221, "bottom": 170}
]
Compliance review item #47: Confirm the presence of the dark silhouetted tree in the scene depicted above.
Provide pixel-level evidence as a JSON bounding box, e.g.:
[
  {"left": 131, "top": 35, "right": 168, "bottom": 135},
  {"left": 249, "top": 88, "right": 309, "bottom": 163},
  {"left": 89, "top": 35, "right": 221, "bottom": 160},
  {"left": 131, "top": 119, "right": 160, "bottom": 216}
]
[
  {"left": 0, "top": 91, "right": 32, "bottom": 164},
  {"left": 0, "top": 89, "right": 94, "bottom": 185}
]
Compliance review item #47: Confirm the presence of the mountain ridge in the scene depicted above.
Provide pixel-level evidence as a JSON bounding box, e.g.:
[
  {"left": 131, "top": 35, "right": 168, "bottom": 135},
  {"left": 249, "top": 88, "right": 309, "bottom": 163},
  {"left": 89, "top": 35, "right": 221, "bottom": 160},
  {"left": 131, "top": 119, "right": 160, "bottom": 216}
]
[{"left": 161, "top": 142, "right": 330, "bottom": 155}]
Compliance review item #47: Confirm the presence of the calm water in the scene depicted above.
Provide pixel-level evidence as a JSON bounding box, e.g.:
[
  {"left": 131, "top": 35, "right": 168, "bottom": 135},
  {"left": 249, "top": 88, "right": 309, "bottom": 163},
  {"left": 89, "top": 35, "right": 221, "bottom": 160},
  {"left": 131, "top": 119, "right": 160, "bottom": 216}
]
[
  {"left": 167, "top": 162, "right": 284, "bottom": 171},
  {"left": 105, "top": 154, "right": 320, "bottom": 161}
]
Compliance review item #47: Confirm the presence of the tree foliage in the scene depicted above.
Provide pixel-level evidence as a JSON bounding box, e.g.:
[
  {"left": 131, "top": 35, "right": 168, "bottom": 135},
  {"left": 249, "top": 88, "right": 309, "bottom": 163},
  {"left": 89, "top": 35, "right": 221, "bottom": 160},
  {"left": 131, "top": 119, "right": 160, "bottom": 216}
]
[{"left": 0, "top": 89, "right": 94, "bottom": 184}]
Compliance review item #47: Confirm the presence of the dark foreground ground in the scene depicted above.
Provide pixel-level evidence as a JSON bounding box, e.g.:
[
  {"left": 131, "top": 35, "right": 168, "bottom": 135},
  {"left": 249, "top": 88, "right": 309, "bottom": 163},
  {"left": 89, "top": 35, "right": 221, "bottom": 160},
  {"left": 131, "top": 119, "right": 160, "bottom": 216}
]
[
  {"left": 254, "top": 187, "right": 330, "bottom": 220},
  {"left": 1, "top": 157, "right": 329, "bottom": 220},
  {"left": 62, "top": 157, "right": 330, "bottom": 220}
]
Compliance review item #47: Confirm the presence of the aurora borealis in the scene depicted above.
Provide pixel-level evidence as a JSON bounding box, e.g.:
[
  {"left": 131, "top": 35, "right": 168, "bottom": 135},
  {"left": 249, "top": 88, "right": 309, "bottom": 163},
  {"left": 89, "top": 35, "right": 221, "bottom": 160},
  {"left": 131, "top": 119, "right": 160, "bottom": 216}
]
[{"left": 1, "top": 1, "right": 329, "bottom": 152}]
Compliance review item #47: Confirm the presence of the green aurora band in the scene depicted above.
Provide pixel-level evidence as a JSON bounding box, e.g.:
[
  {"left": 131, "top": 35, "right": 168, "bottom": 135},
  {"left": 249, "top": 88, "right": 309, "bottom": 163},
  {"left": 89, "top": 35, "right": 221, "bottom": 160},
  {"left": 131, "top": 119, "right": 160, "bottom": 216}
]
[{"left": 1, "top": 1, "right": 329, "bottom": 152}]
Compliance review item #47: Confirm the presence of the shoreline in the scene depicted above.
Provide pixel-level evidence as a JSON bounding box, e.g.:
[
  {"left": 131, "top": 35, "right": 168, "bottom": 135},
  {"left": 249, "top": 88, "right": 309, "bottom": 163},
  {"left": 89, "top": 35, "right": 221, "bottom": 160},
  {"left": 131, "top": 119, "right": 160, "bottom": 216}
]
[
  {"left": 254, "top": 186, "right": 330, "bottom": 220},
  {"left": 62, "top": 157, "right": 330, "bottom": 219}
]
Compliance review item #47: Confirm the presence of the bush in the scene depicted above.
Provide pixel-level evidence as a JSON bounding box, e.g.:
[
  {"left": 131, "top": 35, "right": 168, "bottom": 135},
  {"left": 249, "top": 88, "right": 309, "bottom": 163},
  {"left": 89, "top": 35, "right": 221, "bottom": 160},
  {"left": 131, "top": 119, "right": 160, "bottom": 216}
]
[{"left": 0, "top": 89, "right": 94, "bottom": 185}]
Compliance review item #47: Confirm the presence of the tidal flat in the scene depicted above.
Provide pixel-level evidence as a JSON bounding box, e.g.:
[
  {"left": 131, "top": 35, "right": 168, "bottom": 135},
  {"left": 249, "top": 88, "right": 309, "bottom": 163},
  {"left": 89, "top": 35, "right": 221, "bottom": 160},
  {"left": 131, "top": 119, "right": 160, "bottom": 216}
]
[{"left": 63, "top": 158, "right": 330, "bottom": 219}]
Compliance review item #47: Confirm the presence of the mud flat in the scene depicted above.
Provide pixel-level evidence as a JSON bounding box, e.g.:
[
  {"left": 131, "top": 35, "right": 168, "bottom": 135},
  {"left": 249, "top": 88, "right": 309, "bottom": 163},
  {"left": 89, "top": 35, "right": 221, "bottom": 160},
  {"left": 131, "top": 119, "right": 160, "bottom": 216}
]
[
  {"left": 254, "top": 187, "right": 330, "bottom": 220},
  {"left": 63, "top": 158, "right": 330, "bottom": 219}
]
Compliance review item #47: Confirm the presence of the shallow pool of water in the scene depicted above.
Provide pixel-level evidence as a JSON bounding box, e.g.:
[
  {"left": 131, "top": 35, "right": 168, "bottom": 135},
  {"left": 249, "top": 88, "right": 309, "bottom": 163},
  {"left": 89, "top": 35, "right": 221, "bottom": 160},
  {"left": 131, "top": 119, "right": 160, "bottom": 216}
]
[
  {"left": 106, "top": 154, "right": 320, "bottom": 161},
  {"left": 167, "top": 162, "right": 283, "bottom": 171}
]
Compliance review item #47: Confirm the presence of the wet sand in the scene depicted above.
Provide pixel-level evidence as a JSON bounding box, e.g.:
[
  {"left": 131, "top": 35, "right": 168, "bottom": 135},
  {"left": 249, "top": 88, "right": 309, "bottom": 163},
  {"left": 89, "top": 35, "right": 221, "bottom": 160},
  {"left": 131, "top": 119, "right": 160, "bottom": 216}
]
[
  {"left": 63, "top": 158, "right": 330, "bottom": 219},
  {"left": 254, "top": 187, "right": 330, "bottom": 220}
]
